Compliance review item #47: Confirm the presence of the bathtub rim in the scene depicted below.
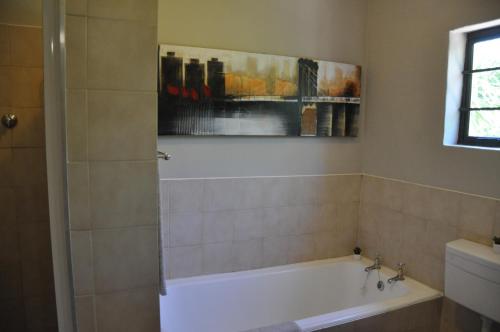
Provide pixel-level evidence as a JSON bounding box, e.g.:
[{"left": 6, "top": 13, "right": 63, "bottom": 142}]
[{"left": 163, "top": 255, "right": 443, "bottom": 332}]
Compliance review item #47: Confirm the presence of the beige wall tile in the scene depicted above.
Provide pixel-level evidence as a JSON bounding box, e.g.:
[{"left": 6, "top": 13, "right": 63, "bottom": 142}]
[
  {"left": 202, "top": 242, "right": 233, "bottom": 274},
  {"left": 0, "top": 25, "right": 10, "bottom": 66},
  {"left": 0, "top": 223, "right": 20, "bottom": 262},
  {"left": 234, "top": 209, "right": 264, "bottom": 241},
  {"left": 9, "top": 26, "right": 43, "bottom": 67},
  {"left": 261, "top": 177, "right": 293, "bottom": 207},
  {"left": 233, "top": 177, "right": 268, "bottom": 209},
  {"left": 159, "top": 180, "right": 170, "bottom": 218},
  {"left": 313, "top": 232, "right": 336, "bottom": 259},
  {"left": 70, "top": 231, "right": 94, "bottom": 295},
  {"left": 66, "top": 0, "right": 87, "bottom": 16},
  {"left": 66, "top": 15, "right": 87, "bottom": 89},
  {"left": 262, "top": 237, "right": 289, "bottom": 267},
  {"left": 361, "top": 175, "right": 404, "bottom": 211},
  {"left": 0, "top": 148, "right": 13, "bottom": 186},
  {"left": 87, "top": 90, "right": 156, "bottom": 160},
  {"left": 92, "top": 227, "right": 158, "bottom": 293},
  {"left": 233, "top": 239, "right": 263, "bottom": 271},
  {"left": 168, "top": 179, "right": 204, "bottom": 213},
  {"left": 18, "top": 222, "right": 52, "bottom": 262},
  {"left": 335, "top": 202, "right": 359, "bottom": 233},
  {"left": 202, "top": 210, "right": 235, "bottom": 244},
  {"left": 288, "top": 234, "right": 315, "bottom": 263},
  {"left": 11, "top": 108, "right": 44, "bottom": 147},
  {"left": 89, "top": 161, "right": 157, "bottom": 228},
  {"left": 7, "top": 67, "right": 44, "bottom": 107},
  {"left": 0, "top": 261, "right": 23, "bottom": 300},
  {"left": 11, "top": 147, "right": 46, "bottom": 186},
  {"left": 168, "top": 245, "right": 202, "bottom": 278},
  {"left": 66, "top": 89, "right": 88, "bottom": 161},
  {"left": 424, "top": 222, "right": 457, "bottom": 261},
  {"left": 331, "top": 175, "right": 362, "bottom": 204},
  {"left": 75, "top": 295, "right": 96, "bottom": 332},
  {"left": 87, "top": 18, "right": 156, "bottom": 91},
  {"left": 170, "top": 211, "right": 203, "bottom": 247},
  {"left": 203, "top": 178, "right": 237, "bottom": 212},
  {"left": 67, "top": 162, "right": 90, "bottom": 230},
  {"left": 0, "top": 186, "right": 15, "bottom": 225},
  {"left": 458, "top": 194, "right": 496, "bottom": 245},
  {"left": 95, "top": 287, "right": 160, "bottom": 332},
  {"left": 88, "top": 0, "right": 157, "bottom": 23},
  {"left": 262, "top": 206, "right": 296, "bottom": 238},
  {"left": 14, "top": 185, "right": 49, "bottom": 223}
]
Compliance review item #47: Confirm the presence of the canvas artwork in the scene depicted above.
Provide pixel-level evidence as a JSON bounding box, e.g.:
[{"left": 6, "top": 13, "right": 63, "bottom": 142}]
[{"left": 158, "top": 44, "right": 361, "bottom": 136}]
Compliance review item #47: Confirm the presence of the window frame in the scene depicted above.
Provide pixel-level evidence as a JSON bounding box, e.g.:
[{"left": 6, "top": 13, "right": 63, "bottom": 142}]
[{"left": 458, "top": 25, "right": 500, "bottom": 148}]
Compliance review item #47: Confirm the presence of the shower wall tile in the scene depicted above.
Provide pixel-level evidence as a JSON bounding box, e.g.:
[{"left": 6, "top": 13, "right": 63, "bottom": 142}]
[
  {"left": 66, "top": 89, "right": 87, "bottom": 161},
  {"left": 92, "top": 226, "right": 158, "bottom": 293},
  {"left": 358, "top": 175, "right": 500, "bottom": 290},
  {"left": 87, "top": 18, "right": 156, "bottom": 91},
  {"left": 67, "top": 162, "right": 90, "bottom": 230},
  {"left": 66, "top": 15, "right": 87, "bottom": 89},
  {"left": 162, "top": 175, "right": 362, "bottom": 278},
  {"left": 66, "top": 0, "right": 87, "bottom": 16},
  {"left": 89, "top": 161, "right": 157, "bottom": 229},
  {"left": 65, "top": 2, "right": 159, "bottom": 329},
  {"left": 8, "top": 67, "right": 44, "bottom": 107},
  {"left": 75, "top": 295, "right": 96, "bottom": 332},
  {"left": 0, "top": 26, "right": 9, "bottom": 66},
  {"left": 9, "top": 26, "right": 43, "bottom": 67},
  {"left": 11, "top": 107, "right": 44, "bottom": 147},
  {"left": 70, "top": 231, "right": 94, "bottom": 296},
  {"left": 87, "top": 90, "right": 156, "bottom": 161},
  {"left": 88, "top": 0, "right": 158, "bottom": 23},
  {"left": 94, "top": 287, "right": 160, "bottom": 332}
]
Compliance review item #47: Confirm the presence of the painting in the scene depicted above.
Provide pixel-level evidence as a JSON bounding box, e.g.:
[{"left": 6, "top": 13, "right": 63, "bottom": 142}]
[{"left": 158, "top": 44, "right": 361, "bottom": 136}]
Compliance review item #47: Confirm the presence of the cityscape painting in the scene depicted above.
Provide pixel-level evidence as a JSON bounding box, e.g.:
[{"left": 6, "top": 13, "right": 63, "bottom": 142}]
[{"left": 158, "top": 44, "right": 361, "bottom": 136}]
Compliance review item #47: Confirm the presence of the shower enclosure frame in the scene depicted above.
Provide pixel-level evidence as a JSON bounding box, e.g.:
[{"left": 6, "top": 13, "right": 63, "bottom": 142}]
[{"left": 43, "top": 0, "right": 76, "bottom": 330}]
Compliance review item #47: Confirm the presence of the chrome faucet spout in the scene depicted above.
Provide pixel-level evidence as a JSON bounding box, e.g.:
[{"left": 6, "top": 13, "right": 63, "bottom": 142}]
[
  {"left": 364, "top": 254, "right": 382, "bottom": 272},
  {"left": 388, "top": 263, "right": 406, "bottom": 284}
]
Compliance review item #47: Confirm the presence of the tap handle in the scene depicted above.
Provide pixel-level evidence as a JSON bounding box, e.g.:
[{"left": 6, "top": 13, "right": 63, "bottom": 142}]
[{"left": 396, "top": 262, "right": 406, "bottom": 273}]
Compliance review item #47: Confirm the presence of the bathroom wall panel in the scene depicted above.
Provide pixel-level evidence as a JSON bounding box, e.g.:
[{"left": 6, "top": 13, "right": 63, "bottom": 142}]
[
  {"left": 358, "top": 175, "right": 499, "bottom": 291},
  {"left": 65, "top": 0, "right": 160, "bottom": 330},
  {"left": 162, "top": 174, "right": 361, "bottom": 279}
]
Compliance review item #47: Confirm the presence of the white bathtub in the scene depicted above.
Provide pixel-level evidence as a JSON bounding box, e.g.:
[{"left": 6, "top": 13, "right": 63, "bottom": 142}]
[{"left": 160, "top": 256, "right": 441, "bottom": 332}]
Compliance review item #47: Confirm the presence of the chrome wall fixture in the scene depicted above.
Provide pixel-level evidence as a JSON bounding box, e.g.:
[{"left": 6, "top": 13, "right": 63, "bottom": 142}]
[
  {"left": 157, "top": 151, "right": 172, "bottom": 160},
  {"left": 1, "top": 114, "right": 18, "bottom": 129}
]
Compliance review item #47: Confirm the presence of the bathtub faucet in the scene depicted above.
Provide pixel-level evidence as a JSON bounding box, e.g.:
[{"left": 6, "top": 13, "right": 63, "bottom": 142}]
[
  {"left": 387, "top": 263, "right": 406, "bottom": 284},
  {"left": 364, "top": 254, "right": 382, "bottom": 272}
]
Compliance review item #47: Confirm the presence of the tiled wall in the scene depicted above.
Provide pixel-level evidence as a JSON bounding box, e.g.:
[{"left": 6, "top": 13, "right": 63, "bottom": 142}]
[
  {"left": 64, "top": 0, "right": 160, "bottom": 331},
  {"left": 357, "top": 175, "right": 500, "bottom": 291},
  {"left": 160, "top": 175, "right": 361, "bottom": 278},
  {"left": 0, "top": 23, "right": 58, "bottom": 331}
]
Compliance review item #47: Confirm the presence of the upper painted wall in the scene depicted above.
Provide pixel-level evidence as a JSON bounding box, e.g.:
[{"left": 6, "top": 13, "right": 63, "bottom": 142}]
[
  {"left": 362, "top": 0, "right": 500, "bottom": 198},
  {"left": 157, "top": 0, "right": 366, "bottom": 178}
]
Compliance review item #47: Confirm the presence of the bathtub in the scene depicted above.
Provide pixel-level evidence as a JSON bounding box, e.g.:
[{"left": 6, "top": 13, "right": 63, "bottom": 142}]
[{"left": 160, "top": 256, "right": 441, "bottom": 332}]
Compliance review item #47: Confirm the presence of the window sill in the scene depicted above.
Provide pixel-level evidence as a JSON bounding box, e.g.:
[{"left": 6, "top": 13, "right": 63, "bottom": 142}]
[{"left": 443, "top": 143, "right": 500, "bottom": 152}]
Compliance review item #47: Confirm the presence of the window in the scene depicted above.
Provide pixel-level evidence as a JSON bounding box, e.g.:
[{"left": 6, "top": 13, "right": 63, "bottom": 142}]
[{"left": 458, "top": 25, "right": 500, "bottom": 147}]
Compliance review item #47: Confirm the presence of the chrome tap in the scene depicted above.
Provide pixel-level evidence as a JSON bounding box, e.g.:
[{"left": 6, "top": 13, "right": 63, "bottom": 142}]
[
  {"left": 364, "top": 254, "right": 382, "bottom": 272},
  {"left": 388, "top": 263, "right": 406, "bottom": 284}
]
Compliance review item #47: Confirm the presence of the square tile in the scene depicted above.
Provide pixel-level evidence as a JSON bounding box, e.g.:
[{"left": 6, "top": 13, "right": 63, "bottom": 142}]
[
  {"left": 0, "top": 25, "right": 10, "bottom": 66},
  {"left": 262, "top": 237, "right": 288, "bottom": 267},
  {"left": 202, "top": 242, "right": 233, "bottom": 274},
  {"left": 288, "top": 234, "right": 315, "bottom": 263},
  {"left": 95, "top": 287, "right": 160, "bottom": 332},
  {"left": 202, "top": 178, "right": 236, "bottom": 212},
  {"left": 92, "top": 227, "right": 158, "bottom": 293},
  {"left": 11, "top": 147, "right": 46, "bottom": 186},
  {"left": 169, "top": 179, "right": 204, "bottom": 213},
  {"left": 9, "top": 26, "right": 43, "bottom": 67},
  {"left": 75, "top": 295, "right": 96, "bottom": 332},
  {"left": 89, "top": 161, "right": 157, "bottom": 228},
  {"left": 66, "top": 16, "right": 87, "bottom": 89},
  {"left": 234, "top": 209, "right": 263, "bottom": 241},
  {"left": 66, "top": 0, "right": 87, "bottom": 15},
  {"left": 202, "top": 210, "right": 235, "bottom": 244},
  {"left": 11, "top": 108, "right": 44, "bottom": 147},
  {"left": 14, "top": 185, "right": 49, "bottom": 223},
  {"left": 87, "top": 90, "right": 156, "bottom": 160},
  {"left": 7, "top": 67, "right": 44, "bottom": 107},
  {"left": 66, "top": 89, "right": 87, "bottom": 161},
  {"left": 170, "top": 212, "right": 203, "bottom": 247},
  {"left": 168, "top": 245, "right": 202, "bottom": 278},
  {"left": 87, "top": 18, "right": 156, "bottom": 91},
  {"left": 459, "top": 194, "right": 496, "bottom": 244},
  {"left": 71, "top": 231, "right": 94, "bottom": 295},
  {"left": 233, "top": 239, "right": 262, "bottom": 271},
  {"left": 67, "top": 162, "right": 90, "bottom": 230}
]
